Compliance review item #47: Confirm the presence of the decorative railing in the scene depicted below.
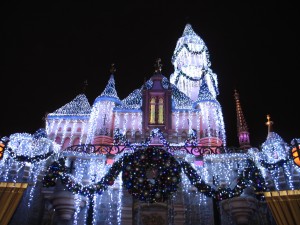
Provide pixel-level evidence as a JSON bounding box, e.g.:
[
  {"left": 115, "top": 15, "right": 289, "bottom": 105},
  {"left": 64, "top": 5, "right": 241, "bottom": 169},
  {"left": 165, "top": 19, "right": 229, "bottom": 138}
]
[{"left": 63, "top": 144, "right": 243, "bottom": 156}]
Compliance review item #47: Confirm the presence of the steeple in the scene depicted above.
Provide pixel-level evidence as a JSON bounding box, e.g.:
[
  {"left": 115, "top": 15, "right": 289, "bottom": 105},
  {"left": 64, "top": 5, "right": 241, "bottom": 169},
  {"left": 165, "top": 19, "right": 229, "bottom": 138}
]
[
  {"left": 182, "top": 23, "right": 198, "bottom": 37},
  {"left": 93, "top": 64, "right": 121, "bottom": 105},
  {"left": 265, "top": 114, "right": 274, "bottom": 136},
  {"left": 234, "top": 89, "right": 251, "bottom": 150}
]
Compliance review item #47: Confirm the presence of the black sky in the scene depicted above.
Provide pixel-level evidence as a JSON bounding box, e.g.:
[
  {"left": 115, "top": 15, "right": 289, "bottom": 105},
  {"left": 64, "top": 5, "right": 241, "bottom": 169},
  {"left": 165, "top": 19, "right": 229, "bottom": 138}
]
[{"left": 1, "top": 1, "right": 299, "bottom": 147}]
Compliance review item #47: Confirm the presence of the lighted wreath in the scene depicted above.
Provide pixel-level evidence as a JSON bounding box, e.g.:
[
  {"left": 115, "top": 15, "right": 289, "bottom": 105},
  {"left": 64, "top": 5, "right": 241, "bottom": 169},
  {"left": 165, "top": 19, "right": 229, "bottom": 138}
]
[{"left": 122, "top": 147, "right": 181, "bottom": 203}]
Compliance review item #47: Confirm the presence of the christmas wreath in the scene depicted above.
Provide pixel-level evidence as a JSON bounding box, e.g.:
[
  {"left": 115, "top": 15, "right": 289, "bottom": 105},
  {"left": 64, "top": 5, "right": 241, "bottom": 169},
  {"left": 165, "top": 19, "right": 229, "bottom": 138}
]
[{"left": 122, "top": 147, "right": 181, "bottom": 203}]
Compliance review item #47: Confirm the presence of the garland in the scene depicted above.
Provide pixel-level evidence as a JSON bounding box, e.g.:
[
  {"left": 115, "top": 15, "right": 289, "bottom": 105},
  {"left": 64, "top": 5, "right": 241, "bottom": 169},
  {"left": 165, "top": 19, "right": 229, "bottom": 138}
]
[
  {"left": 174, "top": 69, "right": 204, "bottom": 85},
  {"left": 43, "top": 157, "right": 123, "bottom": 197},
  {"left": 43, "top": 148, "right": 268, "bottom": 202},
  {"left": 6, "top": 147, "right": 54, "bottom": 163},
  {"left": 171, "top": 44, "right": 208, "bottom": 63},
  {"left": 259, "top": 159, "right": 288, "bottom": 170},
  {"left": 181, "top": 159, "right": 267, "bottom": 201}
]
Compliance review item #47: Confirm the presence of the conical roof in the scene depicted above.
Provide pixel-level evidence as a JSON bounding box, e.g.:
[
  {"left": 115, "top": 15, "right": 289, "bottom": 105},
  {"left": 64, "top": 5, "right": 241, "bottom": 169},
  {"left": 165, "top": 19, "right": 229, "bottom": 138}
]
[
  {"left": 48, "top": 94, "right": 91, "bottom": 119},
  {"left": 114, "top": 89, "right": 142, "bottom": 111},
  {"left": 194, "top": 77, "right": 215, "bottom": 103},
  {"left": 182, "top": 23, "right": 198, "bottom": 36},
  {"left": 94, "top": 75, "right": 121, "bottom": 104},
  {"left": 170, "top": 84, "right": 193, "bottom": 110}
]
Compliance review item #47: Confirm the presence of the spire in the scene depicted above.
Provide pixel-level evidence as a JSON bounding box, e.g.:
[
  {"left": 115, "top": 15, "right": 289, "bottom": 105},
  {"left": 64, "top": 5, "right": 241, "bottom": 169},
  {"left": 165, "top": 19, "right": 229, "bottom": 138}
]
[
  {"left": 100, "top": 75, "right": 120, "bottom": 100},
  {"left": 82, "top": 79, "right": 88, "bottom": 94},
  {"left": 234, "top": 89, "right": 251, "bottom": 149},
  {"left": 94, "top": 66, "right": 121, "bottom": 104},
  {"left": 110, "top": 63, "right": 116, "bottom": 74},
  {"left": 154, "top": 58, "right": 162, "bottom": 74},
  {"left": 182, "top": 23, "right": 198, "bottom": 36},
  {"left": 265, "top": 114, "right": 274, "bottom": 135}
]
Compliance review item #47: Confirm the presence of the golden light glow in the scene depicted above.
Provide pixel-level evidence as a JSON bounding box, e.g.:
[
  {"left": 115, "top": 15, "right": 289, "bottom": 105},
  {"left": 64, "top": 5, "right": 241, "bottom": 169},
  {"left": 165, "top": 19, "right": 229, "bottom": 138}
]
[
  {"left": 0, "top": 142, "right": 5, "bottom": 160},
  {"left": 291, "top": 146, "right": 300, "bottom": 167}
]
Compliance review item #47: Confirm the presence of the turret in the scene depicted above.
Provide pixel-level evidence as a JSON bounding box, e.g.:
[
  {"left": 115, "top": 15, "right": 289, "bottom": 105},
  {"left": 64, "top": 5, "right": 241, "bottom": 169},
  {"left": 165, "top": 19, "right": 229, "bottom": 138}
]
[
  {"left": 170, "top": 23, "right": 218, "bottom": 101},
  {"left": 193, "top": 74, "right": 226, "bottom": 146},
  {"left": 86, "top": 64, "right": 121, "bottom": 144},
  {"left": 234, "top": 89, "right": 251, "bottom": 150},
  {"left": 142, "top": 59, "right": 172, "bottom": 132}
]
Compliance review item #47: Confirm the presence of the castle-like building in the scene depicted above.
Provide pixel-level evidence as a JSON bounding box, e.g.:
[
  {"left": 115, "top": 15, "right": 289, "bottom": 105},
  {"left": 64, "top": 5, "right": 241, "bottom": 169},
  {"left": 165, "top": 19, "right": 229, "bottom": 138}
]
[{"left": 1, "top": 24, "right": 299, "bottom": 225}]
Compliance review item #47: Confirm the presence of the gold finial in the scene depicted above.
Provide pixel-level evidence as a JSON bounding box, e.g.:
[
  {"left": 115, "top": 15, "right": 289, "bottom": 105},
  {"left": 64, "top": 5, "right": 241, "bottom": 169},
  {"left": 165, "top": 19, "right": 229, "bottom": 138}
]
[
  {"left": 110, "top": 63, "right": 116, "bottom": 74},
  {"left": 265, "top": 114, "right": 274, "bottom": 133},
  {"left": 154, "top": 58, "right": 162, "bottom": 73}
]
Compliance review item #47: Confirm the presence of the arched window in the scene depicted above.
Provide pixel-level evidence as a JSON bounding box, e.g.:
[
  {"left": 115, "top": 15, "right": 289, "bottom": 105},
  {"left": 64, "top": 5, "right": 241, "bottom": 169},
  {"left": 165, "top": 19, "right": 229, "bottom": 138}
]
[
  {"left": 126, "top": 131, "right": 131, "bottom": 141},
  {"left": 149, "top": 97, "right": 156, "bottom": 124},
  {"left": 62, "top": 137, "right": 70, "bottom": 150},
  {"left": 149, "top": 96, "right": 165, "bottom": 124},
  {"left": 55, "top": 136, "right": 61, "bottom": 145},
  {"left": 135, "top": 131, "right": 141, "bottom": 143},
  {"left": 158, "top": 98, "right": 164, "bottom": 124},
  {"left": 73, "top": 137, "right": 80, "bottom": 145}
]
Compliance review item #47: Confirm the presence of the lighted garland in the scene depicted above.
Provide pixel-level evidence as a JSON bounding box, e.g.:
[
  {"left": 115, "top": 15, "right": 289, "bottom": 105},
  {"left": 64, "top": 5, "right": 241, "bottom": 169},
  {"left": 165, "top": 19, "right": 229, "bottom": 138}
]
[
  {"left": 259, "top": 159, "right": 288, "bottom": 170},
  {"left": 43, "top": 146, "right": 267, "bottom": 202},
  {"left": 43, "top": 157, "right": 123, "bottom": 197},
  {"left": 122, "top": 147, "right": 181, "bottom": 203},
  {"left": 181, "top": 159, "right": 267, "bottom": 201},
  {"left": 171, "top": 43, "right": 208, "bottom": 63},
  {"left": 6, "top": 147, "right": 54, "bottom": 163},
  {"left": 174, "top": 69, "right": 204, "bottom": 85}
]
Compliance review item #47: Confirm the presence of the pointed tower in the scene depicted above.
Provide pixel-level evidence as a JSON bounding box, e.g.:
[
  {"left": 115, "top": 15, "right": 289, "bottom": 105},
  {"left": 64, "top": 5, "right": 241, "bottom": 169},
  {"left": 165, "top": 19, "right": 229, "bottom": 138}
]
[
  {"left": 262, "top": 114, "right": 289, "bottom": 163},
  {"left": 86, "top": 64, "right": 121, "bottom": 144},
  {"left": 170, "top": 23, "right": 219, "bottom": 102},
  {"left": 142, "top": 58, "right": 172, "bottom": 132},
  {"left": 234, "top": 89, "right": 251, "bottom": 150},
  {"left": 193, "top": 74, "right": 226, "bottom": 146}
]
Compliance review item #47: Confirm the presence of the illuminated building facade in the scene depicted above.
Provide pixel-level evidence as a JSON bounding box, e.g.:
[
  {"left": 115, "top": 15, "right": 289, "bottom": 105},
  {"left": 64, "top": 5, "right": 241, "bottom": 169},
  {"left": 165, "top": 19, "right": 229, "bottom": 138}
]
[{"left": 1, "top": 24, "right": 300, "bottom": 225}]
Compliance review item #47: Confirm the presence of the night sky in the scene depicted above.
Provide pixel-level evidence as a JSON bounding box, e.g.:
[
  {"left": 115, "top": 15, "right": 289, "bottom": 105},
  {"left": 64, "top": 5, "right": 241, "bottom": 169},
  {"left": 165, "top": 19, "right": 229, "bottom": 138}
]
[{"left": 1, "top": 2, "right": 299, "bottom": 147}]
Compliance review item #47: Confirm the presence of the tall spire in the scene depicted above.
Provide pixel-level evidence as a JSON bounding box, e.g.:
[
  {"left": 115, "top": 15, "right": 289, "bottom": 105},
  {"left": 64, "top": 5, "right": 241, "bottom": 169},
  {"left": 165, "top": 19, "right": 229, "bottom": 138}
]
[
  {"left": 93, "top": 65, "right": 121, "bottom": 104},
  {"left": 110, "top": 63, "right": 116, "bottom": 74},
  {"left": 182, "top": 23, "right": 198, "bottom": 36},
  {"left": 234, "top": 89, "right": 251, "bottom": 150},
  {"left": 265, "top": 114, "right": 274, "bottom": 136}
]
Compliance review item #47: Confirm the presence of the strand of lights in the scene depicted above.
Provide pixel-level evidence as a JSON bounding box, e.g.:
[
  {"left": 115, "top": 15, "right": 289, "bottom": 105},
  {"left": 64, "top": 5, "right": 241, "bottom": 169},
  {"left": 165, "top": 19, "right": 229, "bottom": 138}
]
[
  {"left": 175, "top": 111, "right": 179, "bottom": 133},
  {"left": 54, "top": 119, "right": 62, "bottom": 144},
  {"left": 80, "top": 121, "right": 87, "bottom": 145},
  {"left": 123, "top": 113, "right": 128, "bottom": 135},
  {"left": 131, "top": 113, "right": 136, "bottom": 137},
  {"left": 73, "top": 194, "right": 82, "bottom": 225},
  {"left": 86, "top": 104, "right": 100, "bottom": 143},
  {"left": 60, "top": 120, "right": 70, "bottom": 148}
]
